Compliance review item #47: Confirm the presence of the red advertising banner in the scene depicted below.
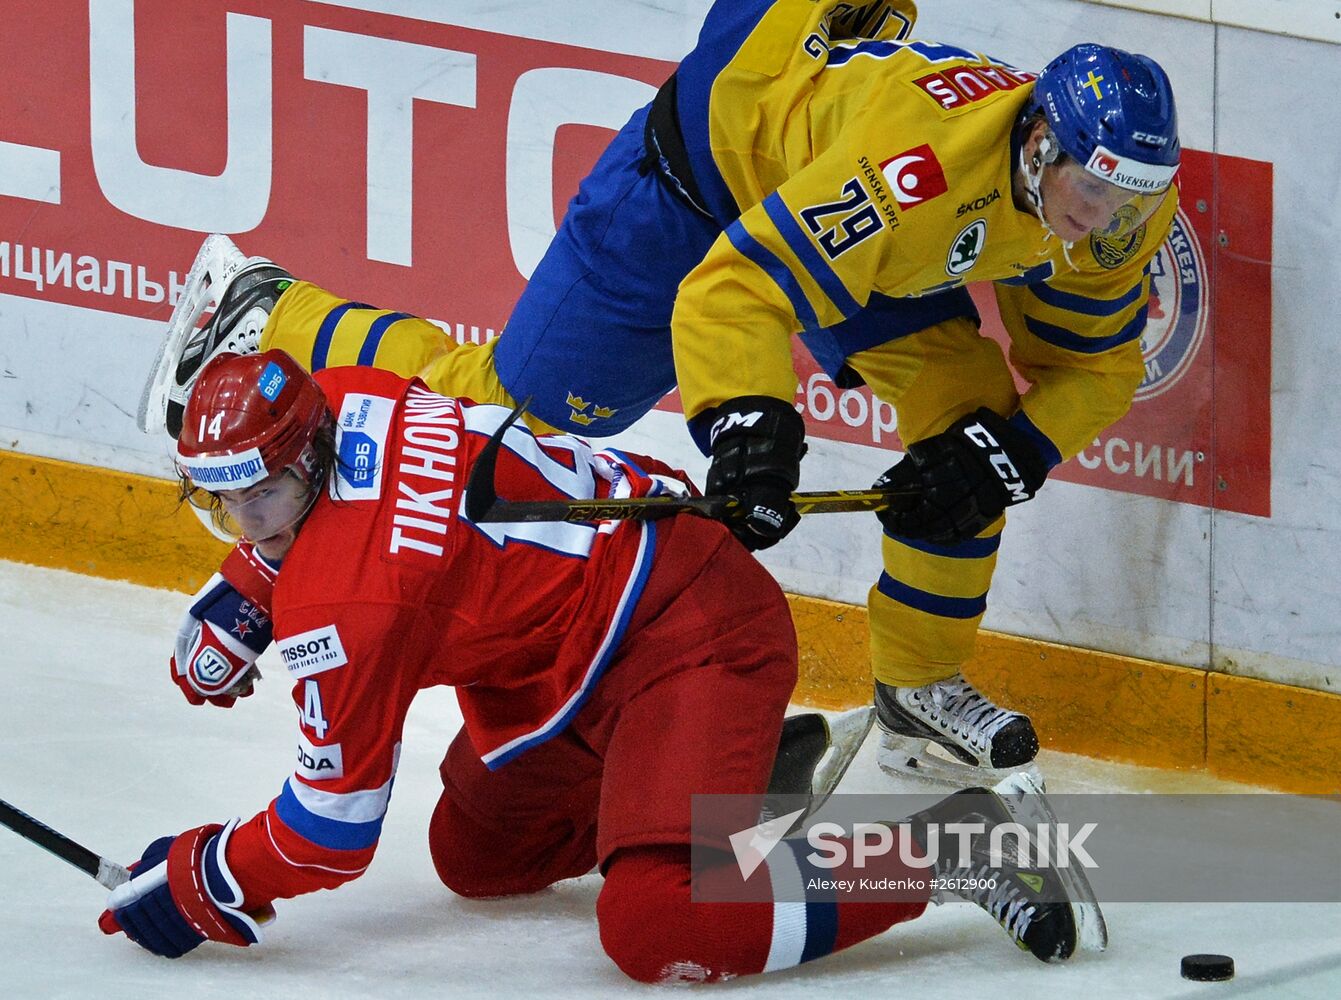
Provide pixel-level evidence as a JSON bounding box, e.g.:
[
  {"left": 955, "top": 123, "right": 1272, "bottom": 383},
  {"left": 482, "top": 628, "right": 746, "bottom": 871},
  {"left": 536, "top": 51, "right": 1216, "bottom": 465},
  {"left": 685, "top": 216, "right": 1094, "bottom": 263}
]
[{"left": 0, "top": 2, "right": 1271, "bottom": 516}]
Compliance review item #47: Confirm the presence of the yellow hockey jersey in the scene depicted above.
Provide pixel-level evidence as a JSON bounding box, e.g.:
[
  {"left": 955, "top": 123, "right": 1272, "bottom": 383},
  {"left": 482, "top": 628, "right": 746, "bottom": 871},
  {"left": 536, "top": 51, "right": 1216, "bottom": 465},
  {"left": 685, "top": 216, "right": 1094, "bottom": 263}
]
[{"left": 670, "top": 0, "right": 1176, "bottom": 461}]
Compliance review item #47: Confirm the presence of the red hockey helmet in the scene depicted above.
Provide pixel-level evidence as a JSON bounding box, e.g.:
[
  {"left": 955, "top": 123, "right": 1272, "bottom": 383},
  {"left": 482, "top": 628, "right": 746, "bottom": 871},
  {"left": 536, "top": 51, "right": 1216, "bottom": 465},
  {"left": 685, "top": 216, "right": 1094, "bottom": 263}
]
[{"left": 176, "top": 349, "right": 330, "bottom": 493}]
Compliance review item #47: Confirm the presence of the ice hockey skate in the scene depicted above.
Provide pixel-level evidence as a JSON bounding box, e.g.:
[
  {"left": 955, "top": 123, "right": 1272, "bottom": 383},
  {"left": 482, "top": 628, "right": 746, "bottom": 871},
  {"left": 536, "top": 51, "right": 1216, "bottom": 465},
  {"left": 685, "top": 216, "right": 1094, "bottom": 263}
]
[
  {"left": 137, "top": 234, "right": 292, "bottom": 439},
  {"left": 761, "top": 706, "right": 874, "bottom": 832},
  {"left": 875, "top": 674, "right": 1041, "bottom": 787},
  {"left": 910, "top": 770, "right": 1107, "bottom": 961}
]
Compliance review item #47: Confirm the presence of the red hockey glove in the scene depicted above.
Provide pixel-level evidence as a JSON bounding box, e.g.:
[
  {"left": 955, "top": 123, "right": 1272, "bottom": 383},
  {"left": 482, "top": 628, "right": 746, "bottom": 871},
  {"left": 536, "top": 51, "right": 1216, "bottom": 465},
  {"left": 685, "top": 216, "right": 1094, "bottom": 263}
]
[
  {"left": 98, "top": 819, "right": 274, "bottom": 958},
  {"left": 171, "top": 573, "right": 273, "bottom": 707}
]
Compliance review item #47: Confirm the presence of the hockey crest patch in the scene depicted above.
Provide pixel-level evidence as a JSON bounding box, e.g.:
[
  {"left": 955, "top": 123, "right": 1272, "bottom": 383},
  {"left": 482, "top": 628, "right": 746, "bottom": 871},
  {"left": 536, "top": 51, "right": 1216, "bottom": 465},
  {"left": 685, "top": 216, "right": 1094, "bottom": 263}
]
[{"left": 1090, "top": 223, "right": 1148, "bottom": 270}]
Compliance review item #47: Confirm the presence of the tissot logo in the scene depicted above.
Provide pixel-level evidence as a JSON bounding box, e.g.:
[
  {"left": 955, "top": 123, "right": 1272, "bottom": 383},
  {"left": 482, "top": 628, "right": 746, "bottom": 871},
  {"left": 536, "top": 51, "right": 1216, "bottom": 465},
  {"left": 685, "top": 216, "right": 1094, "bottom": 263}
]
[
  {"left": 879, "top": 145, "right": 948, "bottom": 209},
  {"left": 278, "top": 625, "right": 348, "bottom": 679}
]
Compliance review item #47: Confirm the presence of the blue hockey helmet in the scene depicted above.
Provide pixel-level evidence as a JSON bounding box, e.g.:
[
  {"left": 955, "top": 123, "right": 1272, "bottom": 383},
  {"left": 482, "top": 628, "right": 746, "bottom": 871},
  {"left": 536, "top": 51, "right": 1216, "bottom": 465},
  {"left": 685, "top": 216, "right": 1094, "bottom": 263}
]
[{"left": 1030, "top": 43, "right": 1180, "bottom": 194}]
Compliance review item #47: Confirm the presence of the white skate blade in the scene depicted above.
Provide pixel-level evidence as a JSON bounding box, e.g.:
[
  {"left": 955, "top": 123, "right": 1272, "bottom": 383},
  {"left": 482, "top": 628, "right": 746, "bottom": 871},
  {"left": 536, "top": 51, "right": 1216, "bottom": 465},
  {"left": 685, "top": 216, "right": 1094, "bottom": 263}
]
[
  {"left": 136, "top": 234, "right": 251, "bottom": 435},
  {"left": 811, "top": 706, "right": 875, "bottom": 804},
  {"left": 878, "top": 731, "right": 1044, "bottom": 790},
  {"left": 994, "top": 770, "right": 1108, "bottom": 953}
]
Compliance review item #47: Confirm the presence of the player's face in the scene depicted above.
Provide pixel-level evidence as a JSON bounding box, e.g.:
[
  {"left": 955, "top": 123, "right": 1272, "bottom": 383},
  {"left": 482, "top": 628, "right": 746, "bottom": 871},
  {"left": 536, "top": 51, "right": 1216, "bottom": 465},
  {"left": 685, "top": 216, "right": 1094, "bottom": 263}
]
[
  {"left": 1040, "top": 160, "right": 1142, "bottom": 242},
  {"left": 214, "top": 468, "right": 313, "bottom": 560}
]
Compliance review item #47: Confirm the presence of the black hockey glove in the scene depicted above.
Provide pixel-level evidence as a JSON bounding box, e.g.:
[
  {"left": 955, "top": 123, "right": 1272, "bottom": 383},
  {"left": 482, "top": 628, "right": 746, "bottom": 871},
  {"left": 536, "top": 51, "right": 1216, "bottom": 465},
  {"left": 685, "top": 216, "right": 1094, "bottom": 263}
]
[
  {"left": 704, "top": 396, "right": 808, "bottom": 552},
  {"left": 875, "top": 407, "right": 1049, "bottom": 545}
]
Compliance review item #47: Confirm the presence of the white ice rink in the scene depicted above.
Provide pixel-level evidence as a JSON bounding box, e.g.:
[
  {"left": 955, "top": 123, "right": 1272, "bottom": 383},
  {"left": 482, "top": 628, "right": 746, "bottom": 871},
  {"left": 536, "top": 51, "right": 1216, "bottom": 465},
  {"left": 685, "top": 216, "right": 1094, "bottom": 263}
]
[{"left": 3, "top": 559, "right": 1339, "bottom": 998}]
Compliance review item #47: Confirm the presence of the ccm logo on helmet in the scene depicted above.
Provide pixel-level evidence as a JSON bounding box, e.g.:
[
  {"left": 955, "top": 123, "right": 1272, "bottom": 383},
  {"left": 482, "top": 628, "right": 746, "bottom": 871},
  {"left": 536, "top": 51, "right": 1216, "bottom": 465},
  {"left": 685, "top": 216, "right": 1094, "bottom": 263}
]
[{"left": 278, "top": 625, "right": 348, "bottom": 679}]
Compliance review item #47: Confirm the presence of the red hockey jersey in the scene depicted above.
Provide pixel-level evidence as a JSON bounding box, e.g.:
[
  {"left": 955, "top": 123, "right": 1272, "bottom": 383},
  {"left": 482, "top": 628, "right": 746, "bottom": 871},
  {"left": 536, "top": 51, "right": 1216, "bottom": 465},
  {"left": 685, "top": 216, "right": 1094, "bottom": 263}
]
[{"left": 223, "top": 366, "right": 689, "bottom": 905}]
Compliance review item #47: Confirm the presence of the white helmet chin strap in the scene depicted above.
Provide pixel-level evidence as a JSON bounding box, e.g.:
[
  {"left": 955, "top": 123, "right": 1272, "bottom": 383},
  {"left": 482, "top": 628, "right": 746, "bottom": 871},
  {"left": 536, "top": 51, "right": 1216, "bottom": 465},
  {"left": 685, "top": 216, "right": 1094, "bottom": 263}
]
[{"left": 1020, "top": 137, "right": 1078, "bottom": 271}]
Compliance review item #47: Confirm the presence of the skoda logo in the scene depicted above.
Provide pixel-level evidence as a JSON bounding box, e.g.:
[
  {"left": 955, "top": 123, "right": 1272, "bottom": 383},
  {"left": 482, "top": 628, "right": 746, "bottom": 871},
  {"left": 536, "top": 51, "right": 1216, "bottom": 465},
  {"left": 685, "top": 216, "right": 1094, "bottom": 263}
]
[
  {"left": 1135, "top": 207, "right": 1207, "bottom": 402},
  {"left": 946, "top": 219, "right": 987, "bottom": 276}
]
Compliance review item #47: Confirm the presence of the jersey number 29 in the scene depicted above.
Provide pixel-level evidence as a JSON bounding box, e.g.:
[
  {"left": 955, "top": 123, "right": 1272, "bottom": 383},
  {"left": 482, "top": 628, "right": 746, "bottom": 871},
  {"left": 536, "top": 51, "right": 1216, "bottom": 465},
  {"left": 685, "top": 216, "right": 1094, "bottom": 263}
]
[{"left": 799, "top": 178, "right": 883, "bottom": 260}]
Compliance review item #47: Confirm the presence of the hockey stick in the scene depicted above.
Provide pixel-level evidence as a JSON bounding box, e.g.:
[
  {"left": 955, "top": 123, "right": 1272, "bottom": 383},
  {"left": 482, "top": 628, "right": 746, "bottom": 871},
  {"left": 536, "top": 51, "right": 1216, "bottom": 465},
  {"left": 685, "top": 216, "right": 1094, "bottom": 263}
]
[
  {"left": 0, "top": 798, "right": 130, "bottom": 890},
  {"left": 464, "top": 400, "right": 917, "bottom": 524}
]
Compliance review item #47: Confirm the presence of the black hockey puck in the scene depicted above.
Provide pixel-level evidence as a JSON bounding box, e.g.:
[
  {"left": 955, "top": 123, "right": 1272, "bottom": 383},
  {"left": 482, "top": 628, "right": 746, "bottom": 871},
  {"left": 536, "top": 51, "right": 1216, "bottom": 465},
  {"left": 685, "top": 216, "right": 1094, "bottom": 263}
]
[{"left": 1181, "top": 954, "right": 1235, "bottom": 981}]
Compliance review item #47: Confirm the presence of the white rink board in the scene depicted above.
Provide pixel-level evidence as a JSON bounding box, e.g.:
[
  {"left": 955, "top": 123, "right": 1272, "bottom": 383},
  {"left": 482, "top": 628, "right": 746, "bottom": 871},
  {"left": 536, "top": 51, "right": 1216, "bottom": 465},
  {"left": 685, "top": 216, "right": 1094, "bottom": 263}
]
[{"left": 1, "top": 1, "right": 1339, "bottom": 693}]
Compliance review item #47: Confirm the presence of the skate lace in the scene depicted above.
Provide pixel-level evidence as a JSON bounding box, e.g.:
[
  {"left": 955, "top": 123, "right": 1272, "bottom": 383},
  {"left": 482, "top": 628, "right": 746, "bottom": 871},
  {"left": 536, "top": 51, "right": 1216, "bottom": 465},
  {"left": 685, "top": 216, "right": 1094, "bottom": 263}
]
[
  {"left": 945, "top": 860, "right": 1036, "bottom": 943},
  {"left": 914, "top": 676, "right": 1018, "bottom": 750}
]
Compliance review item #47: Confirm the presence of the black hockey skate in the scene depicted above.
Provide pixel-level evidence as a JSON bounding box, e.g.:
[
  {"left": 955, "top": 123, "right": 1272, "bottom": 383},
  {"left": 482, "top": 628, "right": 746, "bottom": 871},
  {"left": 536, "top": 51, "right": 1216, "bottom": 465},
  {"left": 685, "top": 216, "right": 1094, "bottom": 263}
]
[
  {"left": 760, "top": 706, "right": 874, "bottom": 832},
  {"left": 875, "top": 675, "right": 1040, "bottom": 786},
  {"left": 908, "top": 771, "right": 1107, "bottom": 961},
  {"left": 138, "top": 234, "right": 293, "bottom": 440}
]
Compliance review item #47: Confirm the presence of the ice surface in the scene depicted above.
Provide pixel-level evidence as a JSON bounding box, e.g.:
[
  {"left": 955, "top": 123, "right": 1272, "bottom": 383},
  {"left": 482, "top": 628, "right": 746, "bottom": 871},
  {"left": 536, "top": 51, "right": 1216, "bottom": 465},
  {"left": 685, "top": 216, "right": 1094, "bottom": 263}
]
[{"left": 2, "top": 560, "right": 1338, "bottom": 998}]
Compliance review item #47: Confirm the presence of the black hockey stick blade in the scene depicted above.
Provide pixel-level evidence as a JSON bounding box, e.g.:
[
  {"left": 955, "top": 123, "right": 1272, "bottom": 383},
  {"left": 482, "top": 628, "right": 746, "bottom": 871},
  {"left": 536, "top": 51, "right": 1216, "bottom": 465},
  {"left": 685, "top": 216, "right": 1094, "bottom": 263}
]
[
  {"left": 0, "top": 798, "right": 130, "bottom": 890},
  {"left": 463, "top": 399, "right": 917, "bottom": 524}
]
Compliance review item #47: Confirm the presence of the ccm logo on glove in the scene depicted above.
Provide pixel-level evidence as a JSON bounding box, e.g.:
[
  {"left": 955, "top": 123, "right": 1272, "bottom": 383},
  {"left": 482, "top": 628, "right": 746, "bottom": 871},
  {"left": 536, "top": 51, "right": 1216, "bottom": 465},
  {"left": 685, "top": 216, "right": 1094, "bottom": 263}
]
[
  {"left": 961, "top": 421, "right": 1031, "bottom": 503},
  {"left": 873, "top": 407, "right": 1049, "bottom": 545},
  {"left": 708, "top": 408, "right": 764, "bottom": 446},
  {"left": 701, "top": 396, "right": 808, "bottom": 552}
]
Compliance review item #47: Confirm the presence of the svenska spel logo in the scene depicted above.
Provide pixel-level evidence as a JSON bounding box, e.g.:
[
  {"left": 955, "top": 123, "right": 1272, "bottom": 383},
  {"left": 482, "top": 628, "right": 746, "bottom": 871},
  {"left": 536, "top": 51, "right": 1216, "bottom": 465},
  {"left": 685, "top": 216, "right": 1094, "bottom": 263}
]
[
  {"left": 880, "top": 144, "right": 949, "bottom": 209},
  {"left": 1134, "top": 207, "right": 1208, "bottom": 402}
]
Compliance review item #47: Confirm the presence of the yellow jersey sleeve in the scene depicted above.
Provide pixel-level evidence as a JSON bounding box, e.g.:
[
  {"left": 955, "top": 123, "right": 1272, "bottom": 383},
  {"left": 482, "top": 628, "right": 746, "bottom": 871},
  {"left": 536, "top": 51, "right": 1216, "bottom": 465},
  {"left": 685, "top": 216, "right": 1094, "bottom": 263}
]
[
  {"left": 995, "top": 186, "right": 1180, "bottom": 461},
  {"left": 672, "top": 117, "right": 916, "bottom": 422}
]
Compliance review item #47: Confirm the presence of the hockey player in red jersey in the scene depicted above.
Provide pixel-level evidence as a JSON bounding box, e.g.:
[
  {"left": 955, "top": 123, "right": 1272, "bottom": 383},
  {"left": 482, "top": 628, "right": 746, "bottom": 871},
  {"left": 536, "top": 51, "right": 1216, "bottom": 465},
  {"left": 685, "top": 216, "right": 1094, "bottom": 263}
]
[
  {"left": 102, "top": 349, "right": 1104, "bottom": 979},
  {"left": 140, "top": 3, "right": 1184, "bottom": 792}
]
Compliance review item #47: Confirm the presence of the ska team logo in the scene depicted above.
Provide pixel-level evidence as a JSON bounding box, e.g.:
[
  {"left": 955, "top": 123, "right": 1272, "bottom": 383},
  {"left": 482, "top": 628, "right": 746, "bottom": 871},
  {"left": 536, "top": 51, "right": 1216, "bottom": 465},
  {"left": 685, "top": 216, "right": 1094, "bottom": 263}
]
[{"left": 1133, "top": 208, "right": 1208, "bottom": 403}]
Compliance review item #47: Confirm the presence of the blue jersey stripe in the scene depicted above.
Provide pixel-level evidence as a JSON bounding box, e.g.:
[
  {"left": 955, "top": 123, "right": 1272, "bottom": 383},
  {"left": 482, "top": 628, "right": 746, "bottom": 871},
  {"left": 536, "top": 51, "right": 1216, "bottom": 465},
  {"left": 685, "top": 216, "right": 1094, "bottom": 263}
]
[
  {"left": 887, "top": 531, "right": 1002, "bottom": 559},
  {"left": 725, "top": 221, "right": 821, "bottom": 332},
  {"left": 877, "top": 572, "right": 987, "bottom": 620},
  {"left": 1009, "top": 410, "right": 1064, "bottom": 469},
  {"left": 762, "top": 193, "right": 861, "bottom": 318},
  {"left": 310, "top": 301, "right": 373, "bottom": 370},
  {"left": 1029, "top": 275, "right": 1145, "bottom": 317},
  {"left": 800, "top": 896, "right": 840, "bottom": 963},
  {"left": 1024, "top": 306, "right": 1147, "bottom": 354},
  {"left": 483, "top": 521, "right": 659, "bottom": 769},
  {"left": 274, "top": 780, "right": 385, "bottom": 851},
  {"left": 825, "top": 39, "right": 901, "bottom": 66},
  {"left": 671, "top": 0, "right": 774, "bottom": 223},
  {"left": 357, "top": 312, "right": 413, "bottom": 367},
  {"left": 311, "top": 303, "right": 357, "bottom": 371},
  {"left": 602, "top": 448, "right": 650, "bottom": 479},
  {"left": 777, "top": 840, "right": 840, "bottom": 964}
]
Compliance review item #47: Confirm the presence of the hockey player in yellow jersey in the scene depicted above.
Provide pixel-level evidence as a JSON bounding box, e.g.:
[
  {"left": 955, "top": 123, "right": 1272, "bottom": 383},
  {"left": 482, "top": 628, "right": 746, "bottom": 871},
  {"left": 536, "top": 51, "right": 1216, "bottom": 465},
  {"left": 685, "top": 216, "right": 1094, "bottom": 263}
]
[{"left": 140, "top": 0, "right": 1181, "bottom": 788}]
